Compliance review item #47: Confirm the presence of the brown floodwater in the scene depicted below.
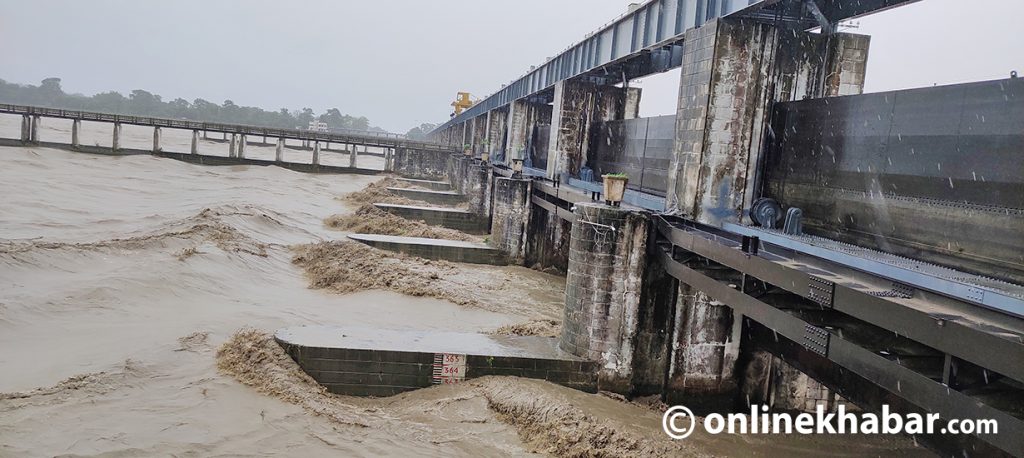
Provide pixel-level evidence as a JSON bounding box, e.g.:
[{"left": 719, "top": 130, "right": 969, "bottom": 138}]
[{"left": 0, "top": 114, "right": 931, "bottom": 456}]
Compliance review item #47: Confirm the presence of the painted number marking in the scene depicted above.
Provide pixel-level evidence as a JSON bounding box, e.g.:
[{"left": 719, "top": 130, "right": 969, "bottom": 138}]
[{"left": 432, "top": 353, "right": 467, "bottom": 385}]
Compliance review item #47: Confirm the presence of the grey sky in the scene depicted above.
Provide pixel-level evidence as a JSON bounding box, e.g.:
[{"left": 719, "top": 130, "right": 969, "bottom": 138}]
[{"left": 1, "top": 0, "right": 1021, "bottom": 132}]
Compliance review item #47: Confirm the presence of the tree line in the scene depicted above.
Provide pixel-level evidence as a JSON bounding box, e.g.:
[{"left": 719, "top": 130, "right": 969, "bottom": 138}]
[{"left": 0, "top": 77, "right": 389, "bottom": 134}]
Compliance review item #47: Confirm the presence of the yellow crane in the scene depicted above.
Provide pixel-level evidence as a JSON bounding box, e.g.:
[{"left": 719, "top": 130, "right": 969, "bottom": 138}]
[{"left": 451, "top": 92, "right": 474, "bottom": 116}]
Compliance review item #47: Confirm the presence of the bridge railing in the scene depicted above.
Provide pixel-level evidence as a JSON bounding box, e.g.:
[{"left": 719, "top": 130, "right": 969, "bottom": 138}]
[{"left": 0, "top": 104, "right": 450, "bottom": 152}]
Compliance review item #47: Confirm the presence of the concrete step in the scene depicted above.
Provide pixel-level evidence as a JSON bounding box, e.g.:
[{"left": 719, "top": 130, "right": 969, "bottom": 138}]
[
  {"left": 276, "top": 325, "right": 597, "bottom": 397},
  {"left": 348, "top": 233, "right": 506, "bottom": 265},
  {"left": 396, "top": 177, "right": 451, "bottom": 191},
  {"left": 387, "top": 187, "right": 466, "bottom": 206},
  {"left": 373, "top": 203, "right": 488, "bottom": 234}
]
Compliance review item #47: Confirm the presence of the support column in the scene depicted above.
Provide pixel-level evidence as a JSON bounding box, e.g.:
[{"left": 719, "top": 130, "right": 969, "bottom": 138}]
[
  {"left": 660, "top": 17, "right": 871, "bottom": 410},
  {"left": 546, "top": 79, "right": 641, "bottom": 180},
  {"left": 112, "top": 122, "right": 122, "bottom": 151},
  {"left": 465, "top": 162, "right": 492, "bottom": 220},
  {"left": 30, "top": 115, "right": 40, "bottom": 143},
  {"left": 152, "top": 127, "right": 161, "bottom": 152},
  {"left": 237, "top": 134, "right": 246, "bottom": 159},
  {"left": 667, "top": 18, "right": 870, "bottom": 225},
  {"left": 20, "top": 115, "right": 31, "bottom": 142},
  {"left": 384, "top": 147, "right": 394, "bottom": 172},
  {"left": 222, "top": 132, "right": 227, "bottom": 141},
  {"left": 275, "top": 138, "right": 284, "bottom": 162},
  {"left": 191, "top": 130, "right": 199, "bottom": 154},
  {"left": 72, "top": 119, "right": 81, "bottom": 148},
  {"left": 665, "top": 287, "right": 742, "bottom": 411},
  {"left": 505, "top": 100, "right": 529, "bottom": 162},
  {"left": 560, "top": 203, "right": 674, "bottom": 395},
  {"left": 489, "top": 177, "right": 531, "bottom": 263},
  {"left": 348, "top": 143, "right": 357, "bottom": 168},
  {"left": 312, "top": 141, "right": 320, "bottom": 165},
  {"left": 229, "top": 133, "right": 238, "bottom": 158},
  {"left": 486, "top": 108, "right": 509, "bottom": 163}
]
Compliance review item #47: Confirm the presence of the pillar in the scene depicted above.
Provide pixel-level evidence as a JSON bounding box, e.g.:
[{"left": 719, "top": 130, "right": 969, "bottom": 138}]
[
  {"left": 470, "top": 116, "right": 488, "bottom": 157},
  {"left": 237, "top": 134, "right": 246, "bottom": 159},
  {"left": 203, "top": 130, "right": 209, "bottom": 140},
  {"left": 72, "top": 120, "right": 81, "bottom": 148},
  {"left": 486, "top": 108, "right": 509, "bottom": 163},
  {"left": 384, "top": 147, "right": 394, "bottom": 172},
  {"left": 222, "top": 132, "right": 227, "bottom": 141},
  {"left": 30, "top": 115, "right": 40, "bottom": 143},
  {"left": 191, "top": 130, "right": 199, "bottom": 154},
  {"left": 312, "top": 141, "right": 320, "bottom": 165},
  {"left": 546, "top": 79, "right": 641, "bottom": 180},
  {"left": 490, "top": 177, "right": 531, "bottom": 263},
  {"left": 348, "top": 143, "right": 357, "bottom": 168},
  {"left": 741, "top": 351, "right": 852, "bottom": 414},
  {"left": 665, "top": 287, "right": 742, "bottom": 411},
  {"left": 112, "top": 122, "right": 121, "bottom": 151},
  {"left": 20, "top": 115, "right": 31, "bottom": 142},
  {"left": 666, "top": 17, "right": 870, "bottom": 225},
  {"left": 229, "top": 133, "right": 238, "bottom": 158},
  {"left": 560, "top": 203, "right": 673, "bottom": 395},
  {"left": 505, "top": 100, "right": 529, "bottom": 162},
  {"left": 152, "top": 127, "right": 161, "bottom": 152},
  {"left": 465, "top": 162, "right": 492, "bottom": 220},
  {"left": 660, "top": 16, "right": 871, "bottom": 409},
  {"left": 275, "top": 138, "right": 284, "bottom": 162}
]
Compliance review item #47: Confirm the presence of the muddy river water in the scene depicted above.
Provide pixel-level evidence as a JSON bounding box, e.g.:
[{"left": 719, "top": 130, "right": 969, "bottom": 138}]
[{"left": 0, "top": 114, "right": 929, "bottom": 456}]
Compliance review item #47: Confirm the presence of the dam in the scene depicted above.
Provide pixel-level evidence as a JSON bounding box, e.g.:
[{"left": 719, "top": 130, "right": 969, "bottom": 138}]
[{"left": 1, "top": 0, "right": 1021, "bottom": 456}]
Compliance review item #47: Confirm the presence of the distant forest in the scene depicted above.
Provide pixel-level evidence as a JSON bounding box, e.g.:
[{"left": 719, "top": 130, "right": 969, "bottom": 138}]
[{"left": 0, "top": 77, "right": 421, "bottom": 136}]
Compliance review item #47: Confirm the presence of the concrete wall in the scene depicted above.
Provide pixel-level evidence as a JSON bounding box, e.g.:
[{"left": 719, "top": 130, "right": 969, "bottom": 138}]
[
  {"left": 394, "top": 148, "right": 450, "bottom": 180},
  {"left": 524, "top": 205, "right": 571, "bottom": 273}
]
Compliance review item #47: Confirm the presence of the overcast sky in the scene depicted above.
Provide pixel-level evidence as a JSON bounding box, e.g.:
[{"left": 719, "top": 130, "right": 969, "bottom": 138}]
[{"left": 1, "top": 0, "right": 1021, "bottom": 132}]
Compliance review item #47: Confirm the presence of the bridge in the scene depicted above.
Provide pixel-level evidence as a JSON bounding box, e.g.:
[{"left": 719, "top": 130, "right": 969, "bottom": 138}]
[
  {"left": 401, "top": 0, "right": 1022, "bottom": 455},
  {"left": 0, "top": 104, "right": 456, "bottom": 174}
]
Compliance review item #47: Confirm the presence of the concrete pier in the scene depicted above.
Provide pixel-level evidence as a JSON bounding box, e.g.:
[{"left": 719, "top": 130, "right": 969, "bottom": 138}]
[
  {"left": 190, "top": 130, "right": 199, "bottom": 154},
  {"left": 275, "top": 138, "right": 284, "bottom": 162},
  {"left": 30, "top": 115, "right": 40, "bottom": 143},
  {"left": 237, "top": 134, "right": 247, "bottom": 158},
  {"left": 560, "top": 203, "right": 673, "bottom": 395},
  {"left": 348, "top": 143, "right": 357, "bottom": 168},
  {"left": 312, "top": 141, "right": 320, "bottom": 165},
  {"left": 228, "top": 133, "right": 238, "bottom": 158},
  {"left": 490, "top": 177, "right": 532, "bottom": 264},
  {"left": 152, "top": 127, "right": 161, "bottom": 152},
  {"left": 112, "top": 122, "right": 121, "bottom": 151},
  {"left": 546, "top": 80, "right": 640, "bottom": 179},
  {"left": 71, "top": 120, "right": 81, "bottom": 148}
]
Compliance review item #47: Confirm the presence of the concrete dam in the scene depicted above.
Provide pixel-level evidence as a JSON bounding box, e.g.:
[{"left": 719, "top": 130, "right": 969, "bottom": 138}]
[{"left": 1, "top": 0, "right": 1021, "bottom": 456}]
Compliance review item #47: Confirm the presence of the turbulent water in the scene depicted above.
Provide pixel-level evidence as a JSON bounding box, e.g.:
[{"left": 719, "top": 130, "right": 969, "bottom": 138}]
[{"left": 0, "top": 115, "right": 929, "bottom": 456}]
